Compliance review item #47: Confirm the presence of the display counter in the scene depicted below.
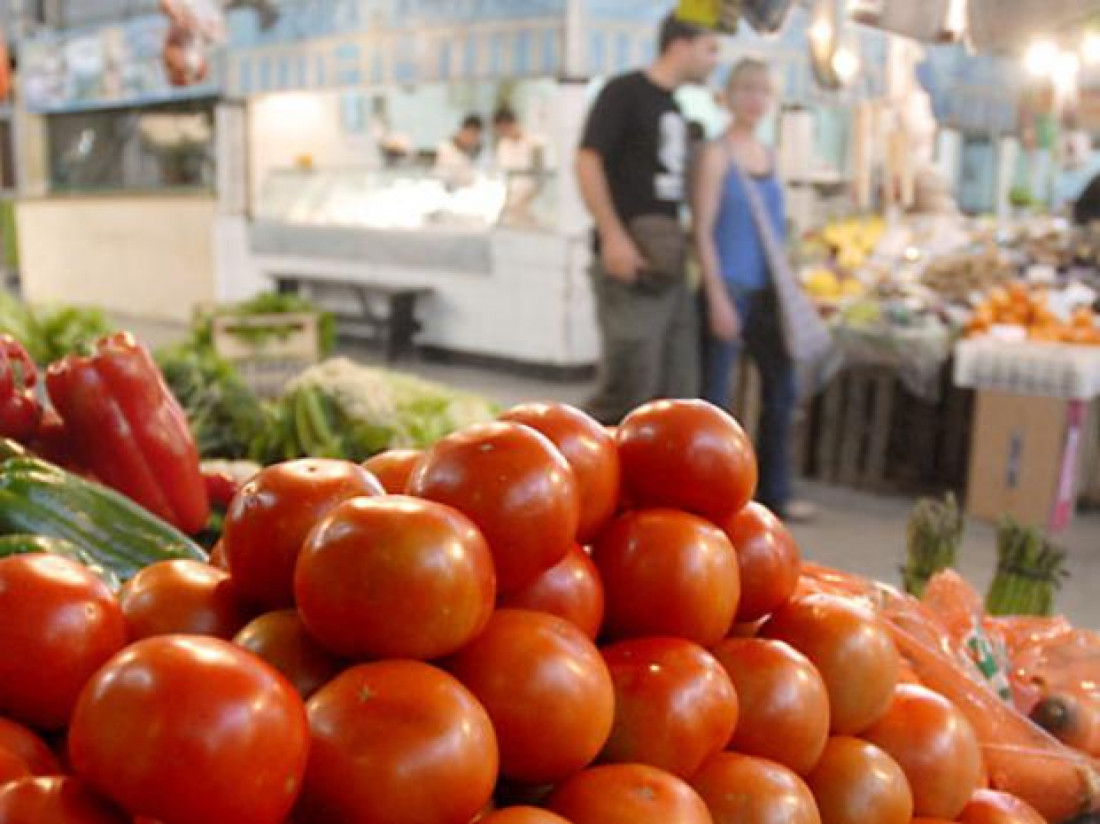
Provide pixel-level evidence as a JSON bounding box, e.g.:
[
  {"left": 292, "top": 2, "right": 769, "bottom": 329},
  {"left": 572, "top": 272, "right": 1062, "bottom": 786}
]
[
  {"left": 16, "top": 190, "right": 219, "bottom": 323},
  {"left": 248, "top": 166, "right": 598, "bottom": 371}
]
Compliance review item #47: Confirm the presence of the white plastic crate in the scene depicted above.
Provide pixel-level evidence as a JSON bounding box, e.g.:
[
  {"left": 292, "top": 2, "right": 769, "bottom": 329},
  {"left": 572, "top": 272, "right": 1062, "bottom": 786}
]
[{"left": 954, "top": 338, "right": 1100, "bottom": 400}]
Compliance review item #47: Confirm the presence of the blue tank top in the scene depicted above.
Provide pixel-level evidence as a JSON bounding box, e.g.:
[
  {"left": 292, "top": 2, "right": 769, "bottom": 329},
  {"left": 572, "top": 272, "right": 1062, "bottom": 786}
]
[{"left": 714, "top": 167, "right": 786, "bottom": 293}]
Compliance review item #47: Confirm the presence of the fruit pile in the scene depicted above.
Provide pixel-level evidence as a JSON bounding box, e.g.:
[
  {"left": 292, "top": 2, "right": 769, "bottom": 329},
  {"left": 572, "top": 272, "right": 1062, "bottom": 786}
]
[
  {"left": 966, "top": 284, "right": 1100, "bottom": 345},
  {"left": 0, "top": 399, "right": 1093, "bottom": 824}
]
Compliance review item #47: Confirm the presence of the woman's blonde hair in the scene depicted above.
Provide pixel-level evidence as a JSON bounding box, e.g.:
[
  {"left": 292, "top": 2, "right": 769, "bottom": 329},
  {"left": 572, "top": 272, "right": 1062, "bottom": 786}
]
[{"left": 726, "top": 57, "right": 772, "bottom": 92}]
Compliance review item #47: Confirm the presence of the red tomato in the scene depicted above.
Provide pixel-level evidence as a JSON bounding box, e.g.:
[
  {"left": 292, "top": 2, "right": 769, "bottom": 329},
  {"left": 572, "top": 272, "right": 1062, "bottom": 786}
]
[
  {"left": 362, "top": 449, "right": 422, "bottom": 494},
  {"left": 548, "top": 763, "right": 712, "bottom": 824},
  {"left": 616, "top": 399, "right": 757, "bottom": 522},
  {"left": 477, "top": 808, "right": 571, "bottom": 824},
  {"left": 593, "top": 509, "right": 740, "bottom": 646},
  {"left": 0, "top": 748, "right": 29, "bottom": 787},
  {"left": 600, "top": 637, "right": 739, "bottom": 778},
  {"left": 233, "top": 610, "right": 342, "bottom": 699},
  {"left": 761, "top": 594, "right": 899, "bottom": 734},
  {"left": 497, "top": 543, "right": 604, "bottom": 640},
  {"left": 0, "top": 776, "right": 128, "bottom": 823},
  {"left": 223, "top": 459, "right": 384, "bottom": 609},
  {"left": 718, "top": 503, "right": 801, "bottom": 622},
  {"left": 862, "top": 684, "right": 983, "bottom": 820},
  {"left": 0, "top": 718, "right": 61, "bottom": 776},
  {"left": 295, "top": 495, "right": 496, "bottom": 660},
  {"left": 0, "top": 555, "right": 126, "bottom": 730},
  {"left": 499, "top": 402, "right": 620, "bottom": 543},
  {"left": 119, "top": 560, "right": 251, "bottom": 641},
  {"left": 409, "top": 422, "right": 579, "bottom": 591},
  {"left": 711, "top": 638, "right": 829, "bottom": 775},
  {"left": 956, "top": 790, "right": 1046, "bottom": 824},
  {"left": 69, "top": 636, "right": 309, "bottom": 824},
  {"left": 298, "top": 660, "right": 497, "bottom": 824},
  {"left": 446, "top": 609, "right": 613, "bottom": 784},
  {"left": 806, "top": 737, "right": 912, "bottom": 824},
  {"left": 691, "top": 752, "right": 821, "bottom": 824}
]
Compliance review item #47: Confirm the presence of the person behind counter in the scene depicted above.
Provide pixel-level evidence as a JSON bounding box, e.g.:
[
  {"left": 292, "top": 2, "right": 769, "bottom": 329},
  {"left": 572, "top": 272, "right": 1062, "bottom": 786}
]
[
  {"left": 494, "top": 106, "right": 551, "bottom": 225},
  {"left": 434, "top": 114, "right": 485, "bottom": 188}
]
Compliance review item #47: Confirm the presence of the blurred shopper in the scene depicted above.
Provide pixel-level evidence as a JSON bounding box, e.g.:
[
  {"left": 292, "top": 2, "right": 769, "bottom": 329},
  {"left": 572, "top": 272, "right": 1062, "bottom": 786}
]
[
  {"left": 575, "top": 14, "right": 720, "bottom": 424},
  {"left": 693, "top": 58, "right": 813, "bottom": 521},
  {"left": 435, "top": 114, "right": 485, "bottom": 188}
]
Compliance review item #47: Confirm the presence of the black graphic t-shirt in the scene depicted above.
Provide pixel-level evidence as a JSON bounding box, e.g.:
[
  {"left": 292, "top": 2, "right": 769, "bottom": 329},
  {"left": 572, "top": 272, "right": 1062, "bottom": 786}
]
[{"left": 581, "top": 70, "right": 688, "bottom": 226}]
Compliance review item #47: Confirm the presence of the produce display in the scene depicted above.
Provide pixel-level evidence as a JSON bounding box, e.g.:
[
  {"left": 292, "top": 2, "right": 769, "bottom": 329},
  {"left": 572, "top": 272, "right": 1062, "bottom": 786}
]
[
  {"left": 1, "top": 382, "right": 1099, "bottom": 824},
  {"left": 966, "top": 284, "right": 1100, "bottom": 345}
]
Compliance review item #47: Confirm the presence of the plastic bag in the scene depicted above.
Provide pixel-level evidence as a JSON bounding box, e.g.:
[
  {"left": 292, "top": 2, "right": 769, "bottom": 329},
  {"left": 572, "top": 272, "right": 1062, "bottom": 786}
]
[
  {"left": 800, "top": 563, "right": 1100, "bottom": 822},
  {"left": 922, "top": 570, "right": 1015, "bottom": 705}
]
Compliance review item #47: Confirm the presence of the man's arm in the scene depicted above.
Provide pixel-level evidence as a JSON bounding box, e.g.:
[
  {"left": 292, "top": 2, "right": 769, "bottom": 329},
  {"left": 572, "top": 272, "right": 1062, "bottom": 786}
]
[{"left": 575, "top": 150, "right": 644, "bottom": 282}]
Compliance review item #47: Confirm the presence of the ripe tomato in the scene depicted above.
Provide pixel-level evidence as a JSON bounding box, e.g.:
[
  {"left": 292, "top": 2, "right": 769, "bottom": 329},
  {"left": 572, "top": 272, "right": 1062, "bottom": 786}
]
[
  {"left": 862, "top": 684, "right": 983, "bottom": 820},
  {"left": 446, "top": 609, "right": 613, "bottom": 784},
  {"left": 362, "top": 449, "right": 422, "bottom": 494},
  {"left": 119, "top": 560, "right": 251, "bottom": 641},
  {"left": 295, "top": 495, "right": 495, "bottom": 660},
  {"left": 616, "top": 399, "right": 756, "bottom": 522},
  {"left": 0, "top": 718, "right": 61, "bottom": 776},
  {"left": 548, "top": 763, "right": 712, "bottom": 824},
  {"left": 957, "top": 790, "right": 1046, "bottom": 824},
  {"left": 593, "top": 509, "right": 740, "bottom": 646},
  {"left": 408, "top": 422, "right": 579, "bottom": 591},
  {"left": 0, "top": 555, "right": 126, "bottom": 730},
  {"left": 718, "top": 503, "right": 800, "bottom": 622},
  {"left": 233, "top": 610, "right": 342, "bottom": 699},
  {"left": 600, "top": 638, "right": 738, "bottom": 778},
  {"left": 0, "top": 776, "right": 128, "bottom": 824},
  {"left": 223, "top": 459, "right": 384, "bottom": 609},
  {"left": 478, "top": 808, "right": 572, "bottom": 824},
  {"left": 761, "top": 594, "right": 899, "bottom": 734},
  {"left": 711, "top": 638, "right": 829, "bottom": 775},
  {"left": 497, "top": 543, "right": 604, "bottom": 640},
  {"left": 691, "top": 752, "right": 821, "bottom": 824},
  {"left": 298, "top": 660, "right": 497, "bottom": 824},
  {"left": 499, "top": 402, "right": 620, "bottom": 543},
  {"left": 805, "top": 737, "right": 912, "bottom": 824},
  {"left": 69, "top": 636, "right": 309, "bottom": 824},
  {"left": 0, "top": 748, "right": 29, "bottom": 787}
]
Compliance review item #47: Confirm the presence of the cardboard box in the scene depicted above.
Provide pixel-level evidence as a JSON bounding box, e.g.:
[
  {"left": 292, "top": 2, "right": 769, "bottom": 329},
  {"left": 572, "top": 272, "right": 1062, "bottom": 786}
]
[{"left": 966, "top": 391, "right": 1086, "bottom": 532}]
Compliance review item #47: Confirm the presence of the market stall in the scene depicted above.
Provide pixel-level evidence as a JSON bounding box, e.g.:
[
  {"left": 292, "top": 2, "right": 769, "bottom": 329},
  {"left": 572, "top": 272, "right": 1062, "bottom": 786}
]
[{"left": 13, "top": 13, "right": 229, "bottom": 323}]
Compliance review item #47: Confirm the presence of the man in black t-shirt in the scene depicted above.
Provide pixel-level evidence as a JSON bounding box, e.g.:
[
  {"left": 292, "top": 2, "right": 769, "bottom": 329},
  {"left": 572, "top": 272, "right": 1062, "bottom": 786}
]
[{"left": 576, "top": 14, "right": 719, "bottom": 424}]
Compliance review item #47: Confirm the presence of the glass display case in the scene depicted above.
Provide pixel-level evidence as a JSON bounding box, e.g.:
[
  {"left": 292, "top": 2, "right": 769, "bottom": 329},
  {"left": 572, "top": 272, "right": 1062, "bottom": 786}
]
[{"left": 255, "top": 165, "right": 559, "bottom": 233}]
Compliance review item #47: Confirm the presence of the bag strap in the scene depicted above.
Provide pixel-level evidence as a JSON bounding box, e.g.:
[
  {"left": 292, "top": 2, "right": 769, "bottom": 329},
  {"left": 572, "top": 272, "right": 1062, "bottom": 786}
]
[{"left": 723, "top": 140, "right": 793, "bottom": 286}]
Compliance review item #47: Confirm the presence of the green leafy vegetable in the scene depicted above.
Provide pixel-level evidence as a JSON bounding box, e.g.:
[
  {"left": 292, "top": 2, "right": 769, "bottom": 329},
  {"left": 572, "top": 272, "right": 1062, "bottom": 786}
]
[{"left": 155, "top": 344, "right": 268, "bottom": 460}]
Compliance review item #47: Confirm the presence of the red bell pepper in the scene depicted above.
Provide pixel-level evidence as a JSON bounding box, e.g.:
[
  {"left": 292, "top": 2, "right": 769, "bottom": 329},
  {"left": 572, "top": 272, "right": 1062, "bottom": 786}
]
[
  {"left": 0, "top": 335, "right": 42, "bottom": 442},
  {"left": 202, "top": 469, "right": 240, "bottom": 509},
  {"left": 46, "top": 332, "right": 210, "bottom": 534}
]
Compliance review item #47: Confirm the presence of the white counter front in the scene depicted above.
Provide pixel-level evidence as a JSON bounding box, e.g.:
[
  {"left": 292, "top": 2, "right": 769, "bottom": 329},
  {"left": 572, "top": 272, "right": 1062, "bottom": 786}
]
[{"left": 248, "top": 224, "right": 599, "bottom": 370}]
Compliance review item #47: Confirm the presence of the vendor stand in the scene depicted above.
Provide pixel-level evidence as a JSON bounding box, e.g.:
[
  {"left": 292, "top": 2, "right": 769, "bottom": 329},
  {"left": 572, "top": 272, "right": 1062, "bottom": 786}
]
[{"left": 13, "top": 13, "right": 227, "bottom": 324}]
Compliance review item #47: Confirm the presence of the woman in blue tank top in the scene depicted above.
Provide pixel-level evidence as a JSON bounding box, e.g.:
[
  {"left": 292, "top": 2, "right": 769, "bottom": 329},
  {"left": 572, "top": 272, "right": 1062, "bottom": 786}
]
[{"left": 693, "top": 58, "right": 811, "bottom": 521}]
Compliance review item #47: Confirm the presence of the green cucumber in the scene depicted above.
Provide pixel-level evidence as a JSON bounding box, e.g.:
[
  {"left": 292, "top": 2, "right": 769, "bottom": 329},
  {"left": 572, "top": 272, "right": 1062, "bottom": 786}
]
[
  {"left": 0, "top": 534, "right": 123, "bottom": 591},
  {"left": 0, "top": 456, "right": 207, "bottom": 581}
]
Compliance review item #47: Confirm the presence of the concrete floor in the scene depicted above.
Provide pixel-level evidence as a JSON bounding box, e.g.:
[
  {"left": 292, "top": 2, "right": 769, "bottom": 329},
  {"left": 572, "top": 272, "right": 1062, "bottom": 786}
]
[{"left": 121, "top": 315, "right": 1100, "bottom": 629}]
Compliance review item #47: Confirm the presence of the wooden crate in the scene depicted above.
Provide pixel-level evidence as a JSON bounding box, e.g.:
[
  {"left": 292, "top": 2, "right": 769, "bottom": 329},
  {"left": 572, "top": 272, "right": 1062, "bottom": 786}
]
[{"left": 211, "top": 312, "right": 320, "bottom": 398}]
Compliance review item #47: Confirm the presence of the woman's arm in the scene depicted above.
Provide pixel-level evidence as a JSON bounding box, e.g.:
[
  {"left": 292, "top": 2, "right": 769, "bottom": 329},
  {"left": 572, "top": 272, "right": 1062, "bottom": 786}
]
[{"left": 692, "top": 142, "right": 739, "bottom": 341}]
